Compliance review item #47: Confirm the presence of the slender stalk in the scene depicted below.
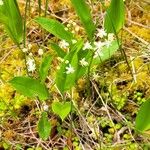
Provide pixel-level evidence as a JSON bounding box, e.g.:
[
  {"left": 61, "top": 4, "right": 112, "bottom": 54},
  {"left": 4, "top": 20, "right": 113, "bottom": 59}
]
[
  {"left": 44, "top": 0, "right": 49, "bottom": 17},
  {"left": 28, "top": 0, "right": 31, "bottom": 16},
  {"left": 87, "top": 50, "right": 94, "bottom": 97},
  {"left": 18, "top": 45, "right": 30, "bottom": 76},
  {"left": 38, "top": 0, "right": 42, "bottom": 16},
  {"left": 87, "top": 36, "right": 96, "bottom": 97},
  {"left": 23, "top": 0, "right": 29, "bottom": 47},
  {"left": 69, "top": 89, "right": 74, "bottom": 150}
]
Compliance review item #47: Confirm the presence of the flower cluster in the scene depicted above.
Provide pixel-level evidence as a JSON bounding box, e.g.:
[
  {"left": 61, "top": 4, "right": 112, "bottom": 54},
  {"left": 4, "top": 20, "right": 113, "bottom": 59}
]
[
  {"left": 82, "top": 28, "right": 115, "bottom": 58},
  {"left": 38, "top": 48, "right": 44, "bottom": 56},
  {"left": 57, "top": 28, "right": 115, "bottom": 76},
  {"left": 42, "top": 102, "right": 49, "bottom": 111},
  {"left": 21, "top": 44, "right": 45, "bottom": 73},
  {"left": 26, "top": 57, "right": 36, "bottom": 72}
]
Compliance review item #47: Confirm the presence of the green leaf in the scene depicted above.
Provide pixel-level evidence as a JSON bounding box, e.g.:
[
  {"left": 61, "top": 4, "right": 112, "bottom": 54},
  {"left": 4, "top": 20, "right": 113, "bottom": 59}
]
[
  {"left": 34, "top": 17, "right": 73, "bottom": 43},
  {"left": 50, "top": 43, "right": 66, "bottom": 58},
  {"left": 56, "top": 40, "right": 83, "bottom": 93},
  {"left": 52, "top": 102, "right": 71, "bottom": 121},
  {"left": 104, "top": 0, "right": 125, "bottom": 33},
  {"left": 38, "top": 112, "right": 51, "bottom": 140},
  {"left": 0, "top": 0, "right": 23, "bottom": 44},
  {"left": 9, "top": 76, "right": 49, "bottom": 101},
  {"left": 135, "top": 100, "right": 150, "bottom": 132},
  {"left": 39, "top": 54, "right": 52, "bottom": 83},
  {"left": 71, "top": 0, "right": 96, "bottom": 41}
]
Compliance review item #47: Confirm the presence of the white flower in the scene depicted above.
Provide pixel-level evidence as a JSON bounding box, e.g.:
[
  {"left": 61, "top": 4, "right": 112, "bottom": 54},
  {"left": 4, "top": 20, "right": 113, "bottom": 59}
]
[
  {"left": 72, "top": 39, "right": 77, "bottom": 44},
  {"left": 96, "top": 28, "right": 107, "bottom": 38},
  {"left": 26, "top": 57, "right": 36, "bottom": 72},
  {"left": 75, "top": 26, "right": 80, "bottom": 32},
  {"left": 43, "top": 104, "right": 49, "bottom": 111},
  {"left": 64, "top": 27, "right": 68, "bottom": 31},
  {"left": 108, "top": 33, "right": 114, "bottom": 42},
  {"left": 69, "top": 20, "right": 73, "bottom": 24},
  {"left": 104, "top": 40, "right": 112, "bottom": 48},
  {"left": 94, "top": 41, "right": 105, "bottom": 51},
  {"left": 83, "top": 41, "right": 92, "bottom": 50},
  {"left": 38, "top": 48, "right": 44, "bottom": 56},
  {"left": 67, "top": 24, "right": 71, "bottom": 28},
  {"left": 28, "top": 44, "right": 32, "bottom": 50},
  {"left": 29, "top": 52, "right": 33, "bottom": 56},
  {"left": 92, "top": 73, "right": 99, "bottom": 81},
  {"left": 22, "top": 48, "right": 28, "bottom": 53},
  {"left": 66, "top": 64, "right": 75, "bottom": 74},
  {"left": 59, "top": 40, "right": 69, "bottom": 49},
  {"left": 65, "top": 60, "right": 69, "bottom": 64},
  {"left": 0, "top": 0, "right": 3, "bottom": 6},
  {"left": 72, "top": 22, "right": 77, "bottom": 26},
  {"left": 80, "top": 58, "right": 88, "bottom": 67}
]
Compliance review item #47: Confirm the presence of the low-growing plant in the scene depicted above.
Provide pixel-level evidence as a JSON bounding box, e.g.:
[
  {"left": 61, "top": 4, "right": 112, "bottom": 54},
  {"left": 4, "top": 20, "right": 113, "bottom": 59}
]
[{"left": 0, "top": 0, "right": 130, "bottom": 143}]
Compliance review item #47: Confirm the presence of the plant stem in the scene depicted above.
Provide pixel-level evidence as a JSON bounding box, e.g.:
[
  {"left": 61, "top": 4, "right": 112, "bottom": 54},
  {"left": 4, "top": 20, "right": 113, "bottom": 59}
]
[
  {"left": 28, "top": 0, "right": 31, "bottom": 16},
  {"left": 87, "top": 51, "right": 94, "bottom": 97},
  {"left": 23, "top": 0, "right": 29, "bottom": 47},
  {"left": 38, "top": 0, "right": 42, "bottom": 16},
  {"left": 44, "top": 0, "right": 49, "bottom": 17},
  {"left": 17, "top": 44, "right": 30, "bottom": 76}
]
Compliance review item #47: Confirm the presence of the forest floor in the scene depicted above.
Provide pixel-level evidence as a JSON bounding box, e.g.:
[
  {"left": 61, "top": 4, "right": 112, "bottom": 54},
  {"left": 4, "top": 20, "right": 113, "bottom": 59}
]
[{"left": 0, "top": 0, "right": 150, "bottom": 150}]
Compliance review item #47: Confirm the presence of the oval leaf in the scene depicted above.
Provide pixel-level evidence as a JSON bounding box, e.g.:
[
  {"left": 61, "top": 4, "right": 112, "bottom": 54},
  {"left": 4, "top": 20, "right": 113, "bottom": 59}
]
[
  {"left": 38, "top": 112, "right": 51, "bottom": 140},
  {"left": 71, "top": 0, "right": 96, "bottom": 41},
  {"left": 135, "top": 100, "right": 150, "bottom": 132},
  {"left": 9, "top": 76, "right": 49, "bottom": 101},
  {"left": 39, "top": 54, "right": 52, "bottom": 83},
  {"left": 52, "top": 102, "right": 71, "bottom": 121},
  {"left": 104, "top": 0, "right": 125, "bottom": 33},
  {"left": 34, "top": 17, "right": 73, "bottom": 43}
]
